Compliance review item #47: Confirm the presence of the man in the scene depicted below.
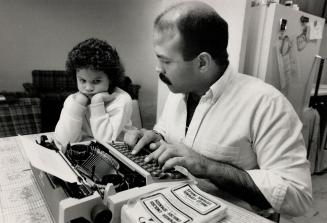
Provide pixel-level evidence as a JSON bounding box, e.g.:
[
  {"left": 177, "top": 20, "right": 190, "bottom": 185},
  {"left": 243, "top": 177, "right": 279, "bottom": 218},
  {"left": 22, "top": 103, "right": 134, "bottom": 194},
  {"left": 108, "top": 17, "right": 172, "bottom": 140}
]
[{"left": 124, "top": 1, "right": 312, "bottom": 217}]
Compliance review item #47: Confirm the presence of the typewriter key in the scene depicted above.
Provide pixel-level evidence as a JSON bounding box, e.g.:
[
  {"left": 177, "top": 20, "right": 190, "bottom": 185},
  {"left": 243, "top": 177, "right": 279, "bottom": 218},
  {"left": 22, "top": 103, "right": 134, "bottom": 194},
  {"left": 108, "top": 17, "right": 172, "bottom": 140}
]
[
  {"left": 171, "top": 171, "right": 185, "bottom": 179},
  {"left": 150, "top": 170, "right": 162, "bottom": 177}
]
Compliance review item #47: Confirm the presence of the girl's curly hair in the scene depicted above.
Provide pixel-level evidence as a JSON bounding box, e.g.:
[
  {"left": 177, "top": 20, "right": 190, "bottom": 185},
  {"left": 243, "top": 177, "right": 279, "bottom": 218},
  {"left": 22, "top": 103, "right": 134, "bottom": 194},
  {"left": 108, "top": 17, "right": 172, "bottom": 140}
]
[{"left": 66, "top": 38, "right": 125, "bottom": 93}]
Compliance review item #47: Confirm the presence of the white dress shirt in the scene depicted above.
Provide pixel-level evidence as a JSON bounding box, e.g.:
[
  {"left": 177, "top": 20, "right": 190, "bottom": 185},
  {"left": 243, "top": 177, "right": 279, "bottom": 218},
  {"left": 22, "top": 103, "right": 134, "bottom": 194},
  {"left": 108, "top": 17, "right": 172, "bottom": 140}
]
[{"left": 154, "top": 65, "right": 312, "bottom": 216}]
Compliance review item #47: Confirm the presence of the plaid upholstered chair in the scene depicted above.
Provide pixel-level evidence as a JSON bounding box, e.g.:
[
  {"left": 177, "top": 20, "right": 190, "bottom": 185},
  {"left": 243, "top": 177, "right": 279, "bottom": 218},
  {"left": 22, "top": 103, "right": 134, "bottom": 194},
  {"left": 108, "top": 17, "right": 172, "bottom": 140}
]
[
  {"left": 0, "top": 93, "right": 41, "bottom": 137},
  {"left": 23, "top": 70, "right": 76, "bottom": 132}
]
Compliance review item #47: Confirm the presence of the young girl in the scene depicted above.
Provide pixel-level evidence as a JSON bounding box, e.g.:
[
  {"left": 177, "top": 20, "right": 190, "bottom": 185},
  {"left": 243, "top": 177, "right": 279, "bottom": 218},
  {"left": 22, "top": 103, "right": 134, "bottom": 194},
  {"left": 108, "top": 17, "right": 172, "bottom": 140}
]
[{"left": 55, "top": 38, "right": 133, "bottom": 148}]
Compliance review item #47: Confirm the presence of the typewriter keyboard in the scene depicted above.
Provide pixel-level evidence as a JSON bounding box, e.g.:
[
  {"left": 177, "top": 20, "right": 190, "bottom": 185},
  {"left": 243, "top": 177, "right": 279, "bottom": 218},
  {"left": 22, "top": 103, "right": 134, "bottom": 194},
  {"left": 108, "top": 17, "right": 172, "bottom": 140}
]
[{"left": 109, "top": 142, "right": 186, "bottom": 180}]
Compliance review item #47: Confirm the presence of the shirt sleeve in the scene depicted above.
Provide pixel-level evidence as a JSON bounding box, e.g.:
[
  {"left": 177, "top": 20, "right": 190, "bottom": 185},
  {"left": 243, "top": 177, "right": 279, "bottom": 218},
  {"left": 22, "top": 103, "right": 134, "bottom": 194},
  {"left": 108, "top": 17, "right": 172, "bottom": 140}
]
[
  {"left": 247, "top": 95, "right": 312, "bottom": 216},
  {"left": 54, "top": 94, "right": 86, "bottom": 147},
  {"left": 89, "top": 93, "right": 133, "bottom": 142}
]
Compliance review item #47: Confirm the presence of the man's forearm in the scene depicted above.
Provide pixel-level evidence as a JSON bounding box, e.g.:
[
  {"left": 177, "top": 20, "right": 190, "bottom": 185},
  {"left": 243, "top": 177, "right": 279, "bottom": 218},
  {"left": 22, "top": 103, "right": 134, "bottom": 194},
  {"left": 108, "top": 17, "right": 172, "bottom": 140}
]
[{"left": 204, "top": 158, "right": 271, "bottom": 209}]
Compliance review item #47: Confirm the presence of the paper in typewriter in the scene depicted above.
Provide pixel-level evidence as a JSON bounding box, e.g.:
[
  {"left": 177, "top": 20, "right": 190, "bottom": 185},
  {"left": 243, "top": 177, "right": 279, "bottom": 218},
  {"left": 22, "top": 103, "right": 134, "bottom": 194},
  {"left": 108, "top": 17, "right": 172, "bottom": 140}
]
[
  {"left": 19, "top": 135, "right": 79, "bottom": 183},
  {"left": 0, "top": 135, "right": 53, "bottom": 223}
]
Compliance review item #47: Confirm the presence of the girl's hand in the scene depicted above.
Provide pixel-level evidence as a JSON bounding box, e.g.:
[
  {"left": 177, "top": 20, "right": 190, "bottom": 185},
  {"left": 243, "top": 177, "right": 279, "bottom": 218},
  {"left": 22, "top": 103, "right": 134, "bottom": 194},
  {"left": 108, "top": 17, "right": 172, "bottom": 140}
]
[
  {"left": 74, "top": 92, "right": 89, "bottom": 106},
  {"left": 91, "top": 92, "right": 115, "bottom": 104}
]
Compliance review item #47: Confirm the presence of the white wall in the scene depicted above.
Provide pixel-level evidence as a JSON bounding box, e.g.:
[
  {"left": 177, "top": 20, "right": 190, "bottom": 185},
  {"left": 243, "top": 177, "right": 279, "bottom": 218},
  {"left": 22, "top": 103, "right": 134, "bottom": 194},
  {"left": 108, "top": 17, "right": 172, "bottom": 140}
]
[
  {"left": 0, "top": 0, "right": 161, "bottom": 128},
  {"left": 156, "top": 0, "right": 251, "bottom": 119}
]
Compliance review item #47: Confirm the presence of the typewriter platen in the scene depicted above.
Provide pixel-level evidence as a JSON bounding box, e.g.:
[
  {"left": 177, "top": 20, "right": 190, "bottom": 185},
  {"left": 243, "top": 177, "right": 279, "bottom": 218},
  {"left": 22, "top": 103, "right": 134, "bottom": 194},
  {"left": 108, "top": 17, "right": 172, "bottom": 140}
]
[{"left": 32, "top": 135, "right": 189, "bottom": 223}]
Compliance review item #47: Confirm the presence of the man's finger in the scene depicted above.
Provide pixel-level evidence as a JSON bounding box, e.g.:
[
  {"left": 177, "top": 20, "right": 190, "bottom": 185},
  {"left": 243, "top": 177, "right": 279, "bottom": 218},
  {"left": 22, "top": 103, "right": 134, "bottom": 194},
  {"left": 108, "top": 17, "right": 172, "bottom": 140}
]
[
  {"left": 157, "top": 146, "right": 176, "bottom": 166},
  {"left": 124, "top": 130, "right": 141, "bottom": 147},
  {"left": 144, "top": 145, "right": 165, "bottom": 163},
  {"left": 131, "top": 132, "right": 153, "bottom": 154},
  {"left": 162, "top": 157, "right": 184, "bottom": 171},
  {"left": 149, "top": 139, "right": 164, "bottom": 150}
]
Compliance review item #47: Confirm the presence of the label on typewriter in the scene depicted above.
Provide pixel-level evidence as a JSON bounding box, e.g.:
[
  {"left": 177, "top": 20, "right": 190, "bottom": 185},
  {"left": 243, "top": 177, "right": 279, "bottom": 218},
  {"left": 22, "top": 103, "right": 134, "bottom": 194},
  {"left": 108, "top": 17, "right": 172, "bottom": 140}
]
[
  {"left": 121, "top": 183, "right": 227, "bottom": 223},
  {"left": 172, "top": 184, "right": 220, "bottom": 214},
  {"left": 142, "top": 194, "right": 191, "bottom": 223}
]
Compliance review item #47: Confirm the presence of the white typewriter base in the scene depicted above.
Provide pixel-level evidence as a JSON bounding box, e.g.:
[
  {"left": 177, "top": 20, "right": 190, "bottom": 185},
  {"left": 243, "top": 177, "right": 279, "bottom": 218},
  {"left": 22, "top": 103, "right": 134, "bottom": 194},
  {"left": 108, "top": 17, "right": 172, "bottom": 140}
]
[
  {"left": 107, "top": 181, "right": 192, "bottom": 223},
  {"left": 59, "top": 193, "right": 103, "bottom": 223},
  {"left": 32, "top": 165, "right": 113, "bottom": 223}
]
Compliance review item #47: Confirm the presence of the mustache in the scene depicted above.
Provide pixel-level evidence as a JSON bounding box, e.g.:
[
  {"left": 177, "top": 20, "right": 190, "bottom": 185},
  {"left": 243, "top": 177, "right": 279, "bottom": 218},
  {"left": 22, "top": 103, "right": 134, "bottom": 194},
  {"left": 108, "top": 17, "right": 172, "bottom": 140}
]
[{"left": 159, "top": 73, "right": 172, "bottom": 85}]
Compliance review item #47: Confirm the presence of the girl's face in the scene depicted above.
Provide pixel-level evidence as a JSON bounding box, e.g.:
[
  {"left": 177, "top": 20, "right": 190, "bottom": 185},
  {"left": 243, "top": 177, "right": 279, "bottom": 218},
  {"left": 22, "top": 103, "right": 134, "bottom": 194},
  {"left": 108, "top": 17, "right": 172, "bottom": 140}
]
[{"left": 76, "top": 68, "right": 110, "bottom": 97}]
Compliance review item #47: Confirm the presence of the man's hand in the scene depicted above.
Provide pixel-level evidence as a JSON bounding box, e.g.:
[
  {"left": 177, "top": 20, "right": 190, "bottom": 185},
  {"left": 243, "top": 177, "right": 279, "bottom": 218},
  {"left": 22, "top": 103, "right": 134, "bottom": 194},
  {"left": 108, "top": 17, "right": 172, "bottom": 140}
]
[
  {"left": 145, "top": 140, "right": 208, "bottom": 178},
  {"left": 91, "top": 92, "right": 115, "bottom": 104},
  {"left": 74, "top": 92, "right": 90, "bottom": 106},
  {"left": 124, "top": 128, "right": 163, "bottom": 154},
  {"left": 144, "top": 141, "right": 272, "bottom": 209}
]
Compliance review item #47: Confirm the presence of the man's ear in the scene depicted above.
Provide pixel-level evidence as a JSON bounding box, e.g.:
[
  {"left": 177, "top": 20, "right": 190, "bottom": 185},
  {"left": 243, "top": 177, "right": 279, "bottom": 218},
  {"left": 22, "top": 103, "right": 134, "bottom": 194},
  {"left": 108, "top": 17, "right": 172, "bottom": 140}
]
[{"left": 197, "top": 52, "right": 211, "bottom": 72}]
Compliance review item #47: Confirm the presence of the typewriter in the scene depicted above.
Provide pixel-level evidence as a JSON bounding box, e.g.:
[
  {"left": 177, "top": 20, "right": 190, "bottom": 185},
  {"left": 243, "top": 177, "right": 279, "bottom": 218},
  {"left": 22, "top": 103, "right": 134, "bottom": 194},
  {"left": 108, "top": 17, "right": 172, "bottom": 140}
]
[{"left": 31, "top": 135, "right": 190, "bottom": 223}]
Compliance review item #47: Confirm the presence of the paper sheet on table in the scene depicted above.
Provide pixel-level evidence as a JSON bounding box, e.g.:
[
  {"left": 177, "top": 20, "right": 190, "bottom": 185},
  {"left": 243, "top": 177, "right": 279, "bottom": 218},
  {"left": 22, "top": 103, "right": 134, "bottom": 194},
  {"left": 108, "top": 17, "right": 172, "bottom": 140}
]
[{"left": 19, "top": 135, "right": 79, "bottom": 184}]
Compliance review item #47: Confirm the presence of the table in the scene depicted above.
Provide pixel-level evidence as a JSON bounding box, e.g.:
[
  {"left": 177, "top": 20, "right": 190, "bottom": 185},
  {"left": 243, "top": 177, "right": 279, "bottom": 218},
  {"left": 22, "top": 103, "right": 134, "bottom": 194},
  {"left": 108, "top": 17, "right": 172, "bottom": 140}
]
[
  {"left": 0, "top": 134, "right": 53, "bottom": 222},
  {"left": 0, "top": 134, "right": 274, "bottom": 223}
]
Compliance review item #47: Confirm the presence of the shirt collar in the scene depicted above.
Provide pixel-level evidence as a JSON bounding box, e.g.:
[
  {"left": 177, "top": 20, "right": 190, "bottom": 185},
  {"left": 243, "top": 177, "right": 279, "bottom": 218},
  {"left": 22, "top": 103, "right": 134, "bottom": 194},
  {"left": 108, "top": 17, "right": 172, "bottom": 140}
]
[{"left": 202, "top": 64, "right": 233, "bottom": 103}]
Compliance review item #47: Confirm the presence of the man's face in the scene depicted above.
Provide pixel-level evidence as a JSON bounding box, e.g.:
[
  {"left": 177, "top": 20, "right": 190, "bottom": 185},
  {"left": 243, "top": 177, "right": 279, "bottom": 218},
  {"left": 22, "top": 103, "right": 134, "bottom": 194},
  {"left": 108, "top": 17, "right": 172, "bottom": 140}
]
[
  {"left": 153, "top": 30, "right": 198, "bottom": 94},
  {"left": 76, "top": 68, "right": 110, "bottom": 98}
]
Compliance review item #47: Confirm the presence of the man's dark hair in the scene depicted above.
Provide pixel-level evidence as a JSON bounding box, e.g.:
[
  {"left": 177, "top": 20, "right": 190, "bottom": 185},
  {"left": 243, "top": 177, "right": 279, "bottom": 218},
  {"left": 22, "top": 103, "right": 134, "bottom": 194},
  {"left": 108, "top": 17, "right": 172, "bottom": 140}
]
[
  {"left": 154, "top": 1, "right": 229, "bottom": 66},
  {"left": 66, "top": 38, "right": 125, "bottom": 93}
]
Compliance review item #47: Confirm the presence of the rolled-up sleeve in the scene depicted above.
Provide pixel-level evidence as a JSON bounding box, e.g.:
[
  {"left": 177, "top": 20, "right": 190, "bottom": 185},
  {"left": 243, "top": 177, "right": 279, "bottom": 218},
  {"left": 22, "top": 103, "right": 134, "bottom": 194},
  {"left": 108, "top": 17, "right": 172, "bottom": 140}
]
[
  {"left": 54, "top": 94, "right": 86, "bottom": 147},
  {"left": 247, "top": 95, "right": 312, "bottom": 216}
]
